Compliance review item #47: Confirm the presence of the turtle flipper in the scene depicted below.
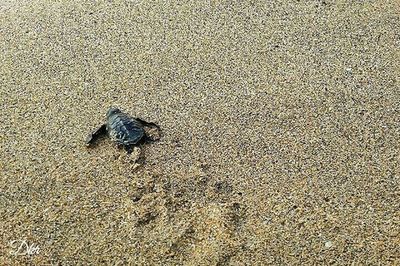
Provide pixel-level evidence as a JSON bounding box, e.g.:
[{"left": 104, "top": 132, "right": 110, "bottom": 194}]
[
  {"left": 136, "top": 118, "right": 161, "bottom": 130},
  {"left": 86, "top": 124, "right": 107, "bottom": 146},
  {"left": 124, "top": 144, "right": 134, "bottom": 154},
  {"left": 135, "top": 118, "right": 161, "bottom": 142}
]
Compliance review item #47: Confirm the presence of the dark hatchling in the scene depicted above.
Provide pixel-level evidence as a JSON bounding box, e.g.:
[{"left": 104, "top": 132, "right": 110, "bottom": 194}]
[{"left": 86, "top": 107, "right": 161, "bottom": 154}]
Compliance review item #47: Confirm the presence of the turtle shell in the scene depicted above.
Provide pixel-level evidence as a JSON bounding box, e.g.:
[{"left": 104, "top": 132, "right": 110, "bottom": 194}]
[{"left": 106, "top": 111, "right": 145, "bottom": 145}]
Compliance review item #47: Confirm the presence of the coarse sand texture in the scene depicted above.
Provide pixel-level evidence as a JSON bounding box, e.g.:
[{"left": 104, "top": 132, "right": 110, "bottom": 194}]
[{"left": 1, "top": 1, "right": 399, "bottom": 265}]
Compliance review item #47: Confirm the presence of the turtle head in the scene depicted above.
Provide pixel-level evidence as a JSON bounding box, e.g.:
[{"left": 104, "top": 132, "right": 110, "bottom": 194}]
[{"left": 106, "top": 107, "right": 121, "bottom": 118}]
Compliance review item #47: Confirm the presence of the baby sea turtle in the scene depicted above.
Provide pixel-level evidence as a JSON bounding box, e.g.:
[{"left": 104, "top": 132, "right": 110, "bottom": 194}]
[{"left": 86, "top": 107, "right": 161, "bottom": 154}]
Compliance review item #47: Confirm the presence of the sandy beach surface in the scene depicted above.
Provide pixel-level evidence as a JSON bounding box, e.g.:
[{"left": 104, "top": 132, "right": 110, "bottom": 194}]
[{"left": 1, "top": 0, "right": 399, "bottom": 264}]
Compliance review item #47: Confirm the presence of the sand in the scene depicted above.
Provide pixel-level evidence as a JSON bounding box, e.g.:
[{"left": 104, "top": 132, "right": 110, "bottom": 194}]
[{"left": 1, "top": 0, "right": 399, "bottom": 265}]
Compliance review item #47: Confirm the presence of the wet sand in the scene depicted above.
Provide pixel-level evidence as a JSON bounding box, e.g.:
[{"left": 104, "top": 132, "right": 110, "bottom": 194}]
[{"left": 1, "top": 1, "right": 399, "bottom": 264}]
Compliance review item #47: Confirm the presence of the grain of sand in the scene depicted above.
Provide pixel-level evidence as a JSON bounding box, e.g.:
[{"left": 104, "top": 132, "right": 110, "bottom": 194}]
[{"left": 1, "top": 0, "right": 399, "bottom": 265}]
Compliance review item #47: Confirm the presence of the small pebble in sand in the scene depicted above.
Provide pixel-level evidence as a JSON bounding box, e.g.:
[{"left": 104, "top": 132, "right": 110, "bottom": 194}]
[{"left": 325, "top": 241, "right": 333, "bottom": 248}]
